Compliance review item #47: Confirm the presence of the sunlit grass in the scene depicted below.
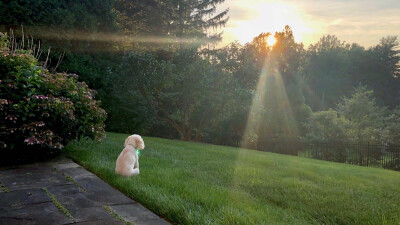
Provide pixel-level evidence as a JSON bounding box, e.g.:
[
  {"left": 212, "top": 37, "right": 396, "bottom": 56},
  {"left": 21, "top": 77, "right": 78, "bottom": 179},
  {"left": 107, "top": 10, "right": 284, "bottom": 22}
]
[{"left": 65, "top": 132, "right": 400, "bottom": 225}]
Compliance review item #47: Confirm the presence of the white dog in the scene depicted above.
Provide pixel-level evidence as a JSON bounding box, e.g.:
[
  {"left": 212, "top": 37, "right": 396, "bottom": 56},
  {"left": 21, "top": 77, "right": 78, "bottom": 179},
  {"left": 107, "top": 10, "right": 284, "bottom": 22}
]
[{"left": 115, "top": 134, "right": 145, "bottom": 176}]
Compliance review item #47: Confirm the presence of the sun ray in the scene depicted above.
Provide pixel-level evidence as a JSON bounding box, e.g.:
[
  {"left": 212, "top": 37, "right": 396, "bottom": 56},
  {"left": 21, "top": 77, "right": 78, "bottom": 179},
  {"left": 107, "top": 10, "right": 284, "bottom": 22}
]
[
  {"left": 240, "top": 59, "right": 269, "bottom": 149},
  {"left": 11, "top": 26, "right": 209, "bottom": 52},
  {"left": 241, "top": 58, "right": 299, "bottom": 150}
]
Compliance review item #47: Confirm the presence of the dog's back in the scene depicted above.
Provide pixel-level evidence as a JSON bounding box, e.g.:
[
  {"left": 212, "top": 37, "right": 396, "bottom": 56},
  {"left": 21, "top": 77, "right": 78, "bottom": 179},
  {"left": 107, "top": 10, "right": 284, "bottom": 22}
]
[{"left": 115, "top": 146, "right": 139, "bottom": 176}]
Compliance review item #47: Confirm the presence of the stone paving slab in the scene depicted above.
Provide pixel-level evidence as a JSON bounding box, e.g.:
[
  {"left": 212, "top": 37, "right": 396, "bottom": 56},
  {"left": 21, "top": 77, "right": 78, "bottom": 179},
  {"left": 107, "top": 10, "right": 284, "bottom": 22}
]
[
  {"left": 109, "top": 203, "right": 160, "bottom": 221},
  {"left": 75, "top": 176, "right": 134, "bottom": 206},
  {"left": 46, "top": 184, "right": 82, "bottom": 198},
  {"left": 0, "top": 202, "right": 73, "bottom": 225},
  {"left": 0, "top": 166, "right": 73, "bottom": 191},
  {"left": 52, "top": 162, "right": 80, "bottom": 171},
  {"left": 108, "top": 203, "right": 172, "bottom": 225},
  {"left": 67, "top": 206, "right": 116, "bottom": 223},
  {"left": 46, "top": 184, "right": 96, "bottom": 208},
  {"left": 57, "top": 166, "right": 96, "bottom": 179},
  {"left": 70, "top": 218, "right": 125, "bottom": 225},
  {"left": 0, "top": 158, "right": 172, "bottom": 225},
  {"left": 0, "top": 188, "right": 51, "bottom": 208},
  {"left": 134, "top": 219, "right": 173, "bottom": 225}
]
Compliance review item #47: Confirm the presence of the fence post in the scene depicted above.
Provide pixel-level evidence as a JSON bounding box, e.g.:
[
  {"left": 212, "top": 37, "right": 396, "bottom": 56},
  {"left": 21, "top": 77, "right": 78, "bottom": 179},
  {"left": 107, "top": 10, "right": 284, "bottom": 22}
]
[
  {"left": 367, "top": 141, "right": 370, "bottom": 167},
  {"left": 397, "top": 146, "right": 400, "bottom": 171}
]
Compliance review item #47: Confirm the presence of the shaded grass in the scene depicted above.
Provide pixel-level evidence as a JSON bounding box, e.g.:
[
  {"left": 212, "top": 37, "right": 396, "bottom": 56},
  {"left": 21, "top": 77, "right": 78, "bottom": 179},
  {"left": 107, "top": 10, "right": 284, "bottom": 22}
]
[
  {"left": 53, "top": 166, "right": 87, "bottom": 192},
  {"left": 65, "top": 132, "right": 400, "bottom": 225},
  {"left": 64, "top": 175, "right": 87, "bottom": 192},
  {"left": 42, "top": 187, "right": 74, "bottom": 222},
  {"left": 103, "top": 205, "right": 133, "bottom": 225}
]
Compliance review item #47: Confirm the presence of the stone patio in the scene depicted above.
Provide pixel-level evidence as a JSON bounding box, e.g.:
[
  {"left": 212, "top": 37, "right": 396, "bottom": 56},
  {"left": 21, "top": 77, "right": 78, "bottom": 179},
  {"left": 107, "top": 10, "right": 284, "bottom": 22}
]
[{"left": 0, "top": 158, "right": 171, "bottom": 225}]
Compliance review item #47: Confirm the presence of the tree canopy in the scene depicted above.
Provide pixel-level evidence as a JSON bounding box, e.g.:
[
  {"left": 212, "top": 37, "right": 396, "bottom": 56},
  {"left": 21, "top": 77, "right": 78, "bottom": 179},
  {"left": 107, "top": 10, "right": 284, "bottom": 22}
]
[{"left": 1, "top": 1, "right": 399, "bottom": 148}]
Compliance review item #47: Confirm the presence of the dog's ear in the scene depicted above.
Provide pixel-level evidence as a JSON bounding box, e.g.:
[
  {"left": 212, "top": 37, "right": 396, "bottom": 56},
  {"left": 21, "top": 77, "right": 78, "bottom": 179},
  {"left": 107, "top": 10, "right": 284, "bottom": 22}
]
[
  {"left": 124, "top": 136, "right": 134, "bottom": 147},
  {"left": 135, "top": 135, "right": 145, "bottom": 150}
]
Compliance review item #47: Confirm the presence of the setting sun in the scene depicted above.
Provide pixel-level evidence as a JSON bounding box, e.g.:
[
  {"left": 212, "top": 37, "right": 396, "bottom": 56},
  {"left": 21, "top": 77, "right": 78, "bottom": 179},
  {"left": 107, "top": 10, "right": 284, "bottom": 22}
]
[
  {"left": 220, "top": 1, "right": 321, "bottom": 46},
  {"left": 266, "top": 35, "right": 276, "bottom": 46}
]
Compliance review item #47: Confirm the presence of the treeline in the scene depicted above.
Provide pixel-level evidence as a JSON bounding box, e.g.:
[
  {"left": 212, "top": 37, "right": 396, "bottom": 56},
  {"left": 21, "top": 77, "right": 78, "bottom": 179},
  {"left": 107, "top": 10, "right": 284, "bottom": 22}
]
[{"left": 1, "top": 1, "right": 399, "bottom": 148}]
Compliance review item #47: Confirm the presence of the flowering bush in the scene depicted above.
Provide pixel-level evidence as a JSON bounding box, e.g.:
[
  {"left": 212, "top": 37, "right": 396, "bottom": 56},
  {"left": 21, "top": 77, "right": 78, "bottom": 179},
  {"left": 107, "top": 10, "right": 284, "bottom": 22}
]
[{"left": 0, "top": 34, "right": 106, "bottom": 152}]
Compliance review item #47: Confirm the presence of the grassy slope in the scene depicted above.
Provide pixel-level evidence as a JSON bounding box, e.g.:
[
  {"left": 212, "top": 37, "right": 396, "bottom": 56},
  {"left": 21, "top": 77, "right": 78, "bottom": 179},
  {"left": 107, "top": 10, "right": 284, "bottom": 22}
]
[{"left": 65, "top": 132, "right": 400, "bottom": 225}]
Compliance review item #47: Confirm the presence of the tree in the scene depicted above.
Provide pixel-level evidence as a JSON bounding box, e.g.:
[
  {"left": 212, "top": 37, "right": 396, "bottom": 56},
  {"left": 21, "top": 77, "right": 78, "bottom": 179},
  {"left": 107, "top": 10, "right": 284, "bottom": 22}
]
[
  {"left": 386, "top": 107, "right": 400, "bottom": 145},
  {"left": 209, "top": 26, "right": 312, "bottom": 148},
  {"left": 167, "top": 0, "right": 229, "bottom": 47},
  {"left": 114, "top": 0, "right": 173, "bottom": 45},
  {"left": 257, "top": 26, "right": 311, "bottom": 144},
  {"left": 337, "top": 86, "right": 387, "bottom": 143},
  {"left": 303, "top": 110, "right": 351, "bottom": 143},
  {"left": 303, "top": 86, "right": 400, "bottom": 145},
  {"left": 0, "top": 0, "right": 116, "bottom": 48},
  {"left": 117, "top": 50, "right": 235, "bottom": 141},
  {"left": 303, "top": 35, "right": 400, "bottom": 111},
  {"left": 201, "top": 42, "right": 256, "bottom": 145},
  {"left": 0, "top": 0, "right": 119, "bottom": 56},
  {"left": 302, "top": 35, "right": 356, "bottom": 110},
  {"left": 363, "top": 36, "right": 400, "bottom": 108},
  {"left": 0, "top": 0, "right": 119, "bottom": 85},
  {"left": 114, "top": 0, "right": 229, "bottom": 49},
  {"left": 0, "top": 0, "right": 115, "bottom": 30}
]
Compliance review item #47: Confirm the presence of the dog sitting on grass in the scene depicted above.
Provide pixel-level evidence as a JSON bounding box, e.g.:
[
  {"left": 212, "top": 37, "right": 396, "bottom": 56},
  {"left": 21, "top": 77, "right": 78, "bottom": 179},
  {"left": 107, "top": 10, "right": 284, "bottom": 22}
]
[{"left": 115, "top": 134, "right": 145, "bottom": 176}]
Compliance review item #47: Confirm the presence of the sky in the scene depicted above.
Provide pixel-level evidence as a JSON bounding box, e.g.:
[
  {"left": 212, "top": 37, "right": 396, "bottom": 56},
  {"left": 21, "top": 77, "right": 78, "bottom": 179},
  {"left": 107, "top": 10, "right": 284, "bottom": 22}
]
[{"left": 217, "top": 0, "right": 400, "bottom": 48}]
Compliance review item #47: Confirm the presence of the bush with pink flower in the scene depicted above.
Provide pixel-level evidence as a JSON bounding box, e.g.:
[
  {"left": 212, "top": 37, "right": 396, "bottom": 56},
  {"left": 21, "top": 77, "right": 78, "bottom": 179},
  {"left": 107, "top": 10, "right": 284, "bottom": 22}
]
[{"left": 0, "top": 33, "right": 106, "bottom": 153}]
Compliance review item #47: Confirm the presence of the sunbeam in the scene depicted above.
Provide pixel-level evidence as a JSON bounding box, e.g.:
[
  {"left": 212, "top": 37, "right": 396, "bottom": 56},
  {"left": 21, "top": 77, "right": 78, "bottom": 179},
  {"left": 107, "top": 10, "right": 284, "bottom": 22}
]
[
  {"left": 241, "top": 57, "right": 299, "bottom": 150},
  {"left": 5, "top": 26, "right": 209, "bottom": 51},
  {"left": 241, "top": 59, "right": 269, "bottom": 150}
]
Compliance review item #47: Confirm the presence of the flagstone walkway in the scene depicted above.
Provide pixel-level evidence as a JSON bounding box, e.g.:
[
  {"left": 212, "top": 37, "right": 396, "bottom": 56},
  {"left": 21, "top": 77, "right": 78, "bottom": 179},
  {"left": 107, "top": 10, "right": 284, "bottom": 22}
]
[{"left": 0, "top": 158, "right": 171, "bottom": 225}]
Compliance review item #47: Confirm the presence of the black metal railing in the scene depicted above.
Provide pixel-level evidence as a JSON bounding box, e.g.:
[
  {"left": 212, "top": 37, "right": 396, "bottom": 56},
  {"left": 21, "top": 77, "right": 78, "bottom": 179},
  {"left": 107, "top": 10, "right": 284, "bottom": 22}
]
[{"left": 258, "top": 141, "right": 400, "bottom": 171}]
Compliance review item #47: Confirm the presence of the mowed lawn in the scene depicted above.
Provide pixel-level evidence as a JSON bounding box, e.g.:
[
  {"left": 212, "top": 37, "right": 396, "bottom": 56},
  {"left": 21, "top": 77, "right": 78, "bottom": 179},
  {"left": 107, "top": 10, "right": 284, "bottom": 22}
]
[{"left": 65, "top": 132, "right": 400, "bottom": 225}]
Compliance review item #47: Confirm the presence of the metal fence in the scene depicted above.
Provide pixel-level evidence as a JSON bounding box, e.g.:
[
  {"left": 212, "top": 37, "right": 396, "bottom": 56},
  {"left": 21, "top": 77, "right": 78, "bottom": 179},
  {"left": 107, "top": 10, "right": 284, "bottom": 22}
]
[{"left": 259, "top": 141, "right": 400, "bottom": 171}]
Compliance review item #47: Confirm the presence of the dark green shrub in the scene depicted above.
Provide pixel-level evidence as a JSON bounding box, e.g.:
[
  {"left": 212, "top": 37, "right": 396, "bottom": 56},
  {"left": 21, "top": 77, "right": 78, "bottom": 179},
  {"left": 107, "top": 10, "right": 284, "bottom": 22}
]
[{"left": 0, "top": 33, "right": 106, "bottom": 152}]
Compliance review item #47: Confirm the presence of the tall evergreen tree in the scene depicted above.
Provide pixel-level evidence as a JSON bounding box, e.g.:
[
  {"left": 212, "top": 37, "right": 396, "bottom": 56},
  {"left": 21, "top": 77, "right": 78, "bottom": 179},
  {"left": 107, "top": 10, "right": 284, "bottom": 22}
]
[
  {"left": 364, "top": 36, "right": 400, "bottom": 108},
  {"left": 115, "top": 0, "right": 170, "bottom": 36},
  {"left": 167, "top": 0, "right": 229, "bottom": 47},
  {"left": 114, "top": 0, "right": 229, "bottom": 49}
]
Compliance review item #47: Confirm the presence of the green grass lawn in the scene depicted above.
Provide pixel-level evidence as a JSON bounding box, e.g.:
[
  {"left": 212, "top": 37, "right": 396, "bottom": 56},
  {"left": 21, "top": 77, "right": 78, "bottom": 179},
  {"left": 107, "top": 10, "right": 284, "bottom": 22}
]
[{"left": 65, "top": 132, "right": 400, "bottom": 225}]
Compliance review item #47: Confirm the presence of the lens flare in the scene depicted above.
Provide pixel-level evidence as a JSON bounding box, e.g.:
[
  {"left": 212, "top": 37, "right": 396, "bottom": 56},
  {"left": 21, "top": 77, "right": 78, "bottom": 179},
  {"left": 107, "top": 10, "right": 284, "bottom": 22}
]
[{"left": 6, "top": 26, "right": 209, "bottom": 52}]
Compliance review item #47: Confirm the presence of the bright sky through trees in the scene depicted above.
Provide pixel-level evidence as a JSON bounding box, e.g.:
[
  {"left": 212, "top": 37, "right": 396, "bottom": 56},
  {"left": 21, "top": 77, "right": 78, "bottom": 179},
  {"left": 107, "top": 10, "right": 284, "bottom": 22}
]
[{"left": 219, "top": 0, "right": 400, "bottom": 47}]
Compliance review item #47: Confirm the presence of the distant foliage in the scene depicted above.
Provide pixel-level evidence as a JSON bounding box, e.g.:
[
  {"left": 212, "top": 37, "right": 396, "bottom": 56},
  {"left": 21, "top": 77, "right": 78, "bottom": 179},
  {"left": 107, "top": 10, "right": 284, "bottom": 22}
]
[
  {"left": 303, "top": 110, "right": 351, "bottom": 143},
  {"left": 337, "top": 86, "right": 387, "bottom": 143},
  {"left": 0, "top": 0, "right": 116, "bottom": 32},
  {"left": 117, "top": 50, "right": 236, "bottom": 141},
  {"left": 115, "top": 0, "right": 229, "bottom": 47},
  {"left": 0, "top": 33, "right": 106, "bottom": 151},
  {"left": 386, "top": 107, "right": 400, "bottom": 145},
  {"left": 303, "top": 86, "right": 400, "bottom": 144},
  {"left": 304, "top": 35, "right": 400, "bottom": 110}
]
